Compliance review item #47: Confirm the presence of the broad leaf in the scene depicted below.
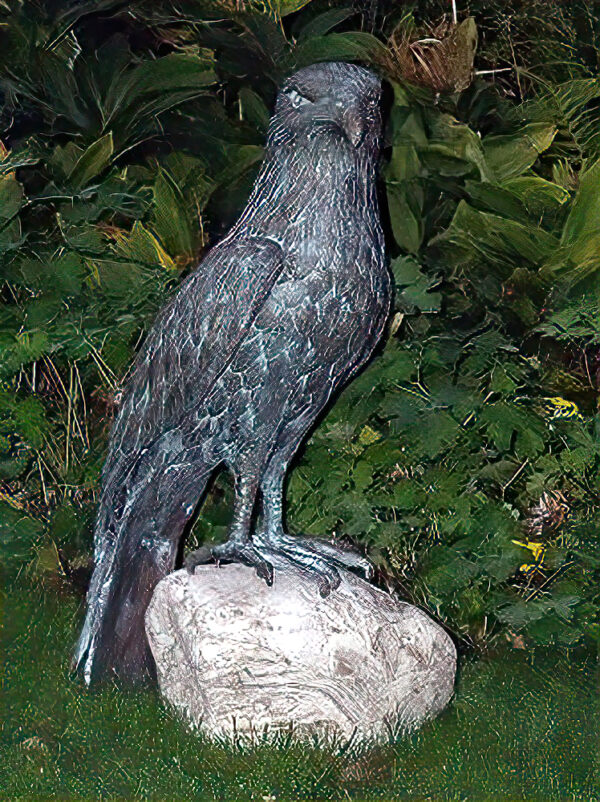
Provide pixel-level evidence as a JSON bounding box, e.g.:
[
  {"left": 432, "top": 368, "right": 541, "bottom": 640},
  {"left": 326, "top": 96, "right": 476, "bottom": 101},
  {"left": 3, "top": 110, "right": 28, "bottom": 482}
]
[
  {"left": 503, "top": 176, "right": 570, "bottom": 213},
  {"left": 238, "top": 87, "right": 271, "bottom": 132},
  {"left": 561, "top": 159, "right": 600, "bottom": 262},
  {"left": 439, "top": 200, "right": 559, "bottom": 267},
  {"left": 483, "top": 123, "right": 557, "bottom": 181},
  {"left": 297, "top": 7, "right": 355, "bottom": 41},
  {"left": 277, "top": 0, "right": 314, "bottom": 16},
  {"left": 151, "top": 169, "right": 196, "bottom": 263},
  {"left": 69, "top": 133, "right": 114, "bottom": 189},
  {"left": 0, "top": 175, "right": 24, "bottom": 219},
  {"left": 294, "top": 32, "right": 387, "bottom": 66},
  {"left": 387, "top": 184, "right": 423, "bottom": 254}
]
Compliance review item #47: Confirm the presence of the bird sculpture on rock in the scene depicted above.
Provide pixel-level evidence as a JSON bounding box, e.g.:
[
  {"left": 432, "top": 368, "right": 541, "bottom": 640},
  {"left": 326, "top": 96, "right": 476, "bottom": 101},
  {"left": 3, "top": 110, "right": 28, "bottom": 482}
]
[{"left": 75, "top": 61, "right": 391, "bottom": 684}]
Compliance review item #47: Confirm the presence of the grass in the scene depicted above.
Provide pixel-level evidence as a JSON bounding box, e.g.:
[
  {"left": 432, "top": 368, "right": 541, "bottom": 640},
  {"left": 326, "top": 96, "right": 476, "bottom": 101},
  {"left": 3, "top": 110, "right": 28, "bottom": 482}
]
[{"left": 1, "top": 578, "right": 597, "bottom": 801}]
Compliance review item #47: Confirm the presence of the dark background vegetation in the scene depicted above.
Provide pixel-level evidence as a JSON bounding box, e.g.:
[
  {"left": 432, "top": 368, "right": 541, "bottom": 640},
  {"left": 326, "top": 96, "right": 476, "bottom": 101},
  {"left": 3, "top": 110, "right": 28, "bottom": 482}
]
[{"left": 1, "top": 0, "right": 599, "bottom": 798}]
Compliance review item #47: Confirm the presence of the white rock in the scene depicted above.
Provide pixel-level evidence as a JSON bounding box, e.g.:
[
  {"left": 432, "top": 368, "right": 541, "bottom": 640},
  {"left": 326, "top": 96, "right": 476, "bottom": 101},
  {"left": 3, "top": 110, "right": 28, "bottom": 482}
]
[{"left": 145, "top": 562, "right": 456, "bottom": 742}]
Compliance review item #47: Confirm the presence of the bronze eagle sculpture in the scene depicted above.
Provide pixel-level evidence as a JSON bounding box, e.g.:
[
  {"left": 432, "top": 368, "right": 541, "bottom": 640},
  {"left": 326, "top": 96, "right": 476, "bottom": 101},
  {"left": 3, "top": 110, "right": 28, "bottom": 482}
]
[{"left": 75, "top": 61, "right": 391, "bottom": 684}]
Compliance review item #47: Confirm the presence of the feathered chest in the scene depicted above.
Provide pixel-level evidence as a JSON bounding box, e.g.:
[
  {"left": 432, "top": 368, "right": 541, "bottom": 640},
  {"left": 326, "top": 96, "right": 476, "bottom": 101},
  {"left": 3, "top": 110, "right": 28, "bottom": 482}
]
[
  {"left": 262, "top": 214, "right": 389, "bottom": 349},
  {"left": 232, "top": 147, "right": 390, "bottom": 339}
]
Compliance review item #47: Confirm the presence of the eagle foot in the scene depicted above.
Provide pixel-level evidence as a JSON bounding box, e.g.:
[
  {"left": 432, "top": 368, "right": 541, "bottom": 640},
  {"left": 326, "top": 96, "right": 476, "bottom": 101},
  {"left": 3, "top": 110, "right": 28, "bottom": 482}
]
[
  {"left": 185, "top": 542, "right": 274, "bottom": 585},
  {"left": 293, "top": 535, "right": 373, "bottom": 580},
  {"left": 254, "top": 531, "right": 373, "bottom": 597}
]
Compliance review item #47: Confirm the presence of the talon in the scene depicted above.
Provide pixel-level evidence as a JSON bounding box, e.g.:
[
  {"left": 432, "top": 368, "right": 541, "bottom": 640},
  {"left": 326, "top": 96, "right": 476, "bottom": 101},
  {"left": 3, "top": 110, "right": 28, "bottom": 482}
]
[
  {"left": 257, "top": 530, "right": 372, "bottom": 591},
  {"left": 317, "top": 569, "right": 340, "bottom": 597},
  {"left": 256, "top": 561, "right": 274, "bottom": 585},
  {"left": 197, "top": 540, "right": 274, "bottom": 587},
  {"left": 328, "top": 570, "right": 342, "bottom": 595},
  {"left": 258, "top": 533, "right": 344, "bottom": 596}
]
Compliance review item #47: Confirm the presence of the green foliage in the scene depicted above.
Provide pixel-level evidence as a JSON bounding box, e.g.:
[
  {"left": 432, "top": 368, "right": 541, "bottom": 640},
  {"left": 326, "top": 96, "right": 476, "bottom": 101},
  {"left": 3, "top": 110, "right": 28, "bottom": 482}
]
[{"left": 0, "top": 0, "right": 598, "bottom": 654}]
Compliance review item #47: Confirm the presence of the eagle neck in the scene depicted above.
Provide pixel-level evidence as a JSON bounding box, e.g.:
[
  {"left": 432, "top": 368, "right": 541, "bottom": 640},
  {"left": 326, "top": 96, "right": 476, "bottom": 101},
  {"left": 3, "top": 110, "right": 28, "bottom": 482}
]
[{"left": 230, "top": 140, "right": 379, "bottom": 239}]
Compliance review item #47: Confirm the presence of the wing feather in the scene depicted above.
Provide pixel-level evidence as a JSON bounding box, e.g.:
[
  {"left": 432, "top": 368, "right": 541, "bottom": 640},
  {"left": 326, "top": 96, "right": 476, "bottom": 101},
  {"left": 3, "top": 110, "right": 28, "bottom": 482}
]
[{"left": 100, "top": 235, "right": 285, "bottom": 492}]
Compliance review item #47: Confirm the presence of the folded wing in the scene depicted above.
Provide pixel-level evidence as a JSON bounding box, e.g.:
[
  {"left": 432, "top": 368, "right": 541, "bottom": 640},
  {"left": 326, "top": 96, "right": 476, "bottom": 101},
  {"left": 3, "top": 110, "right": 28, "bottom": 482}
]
[{"left": 75, "top": 235, "right": 286, "bottom": 681}]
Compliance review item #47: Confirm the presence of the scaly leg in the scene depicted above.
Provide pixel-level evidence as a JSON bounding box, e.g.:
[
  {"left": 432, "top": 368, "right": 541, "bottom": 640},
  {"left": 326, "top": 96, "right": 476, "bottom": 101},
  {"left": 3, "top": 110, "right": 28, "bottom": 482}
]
[
  {"left": 185, "top": 470, "right": 273, "bottom": 584},
  {"left": 253, "top": 454, "right": 372, "bottom": 597}
]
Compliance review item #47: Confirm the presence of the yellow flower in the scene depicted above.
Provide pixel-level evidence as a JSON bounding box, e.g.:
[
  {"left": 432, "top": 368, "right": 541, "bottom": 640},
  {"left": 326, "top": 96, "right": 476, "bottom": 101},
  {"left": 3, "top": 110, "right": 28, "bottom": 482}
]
[
  {"left": 512, "top": 539, "right": 545, "bottom": 561},
  {"left": 358, "top": 425, "right": 381, "bottom": 446},
  {"left": 543, "top": 397, "right": 583, "bottom": 420}
]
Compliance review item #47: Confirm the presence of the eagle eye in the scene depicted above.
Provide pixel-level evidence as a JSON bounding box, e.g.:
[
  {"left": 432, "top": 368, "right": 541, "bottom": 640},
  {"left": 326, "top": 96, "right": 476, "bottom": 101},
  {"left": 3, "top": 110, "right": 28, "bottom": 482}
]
[{"left": 286, "top": 88, "right": 312, "bottom": 109}]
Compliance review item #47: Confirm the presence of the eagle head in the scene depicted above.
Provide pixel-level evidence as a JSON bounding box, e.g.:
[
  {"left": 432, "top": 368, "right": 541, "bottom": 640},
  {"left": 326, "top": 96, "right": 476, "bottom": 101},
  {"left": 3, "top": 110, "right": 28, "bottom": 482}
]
[{"left": 270, "top": 61, "right": 381, "bottom": 152}]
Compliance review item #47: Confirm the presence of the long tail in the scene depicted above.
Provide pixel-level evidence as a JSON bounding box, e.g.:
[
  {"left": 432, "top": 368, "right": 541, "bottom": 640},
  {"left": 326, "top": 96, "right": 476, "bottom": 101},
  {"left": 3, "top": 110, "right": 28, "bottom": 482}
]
[{"left": 75, "top": 460, "right": 212, "bottom": 684}]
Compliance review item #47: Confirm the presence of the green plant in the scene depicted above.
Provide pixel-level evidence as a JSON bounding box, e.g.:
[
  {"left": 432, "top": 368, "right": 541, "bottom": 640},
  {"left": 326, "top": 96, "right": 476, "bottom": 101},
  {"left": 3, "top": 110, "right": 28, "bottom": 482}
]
[{"left": 1, "top": 0, "right": 598, "bottom": 652}]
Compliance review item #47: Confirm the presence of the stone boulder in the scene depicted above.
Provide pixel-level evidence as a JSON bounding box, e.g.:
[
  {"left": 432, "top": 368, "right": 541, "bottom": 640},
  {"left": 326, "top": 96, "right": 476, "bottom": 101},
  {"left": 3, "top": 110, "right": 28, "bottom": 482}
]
[{"left": 145, "top": 561, "right": 456, "bottom": 741}]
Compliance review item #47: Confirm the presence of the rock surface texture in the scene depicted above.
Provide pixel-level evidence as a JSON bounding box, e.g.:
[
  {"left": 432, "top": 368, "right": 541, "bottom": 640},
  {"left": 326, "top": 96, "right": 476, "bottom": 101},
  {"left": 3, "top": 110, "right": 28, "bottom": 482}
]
[{"left": 145, "top": 563, "right": 456, "bottom": 741}]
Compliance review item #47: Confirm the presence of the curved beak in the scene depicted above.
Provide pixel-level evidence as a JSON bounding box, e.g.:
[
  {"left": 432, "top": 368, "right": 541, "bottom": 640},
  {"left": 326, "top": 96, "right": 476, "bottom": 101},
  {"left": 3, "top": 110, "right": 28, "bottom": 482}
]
[{"left": 342, "top": 107, "right": 366, "bottom": 148}]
